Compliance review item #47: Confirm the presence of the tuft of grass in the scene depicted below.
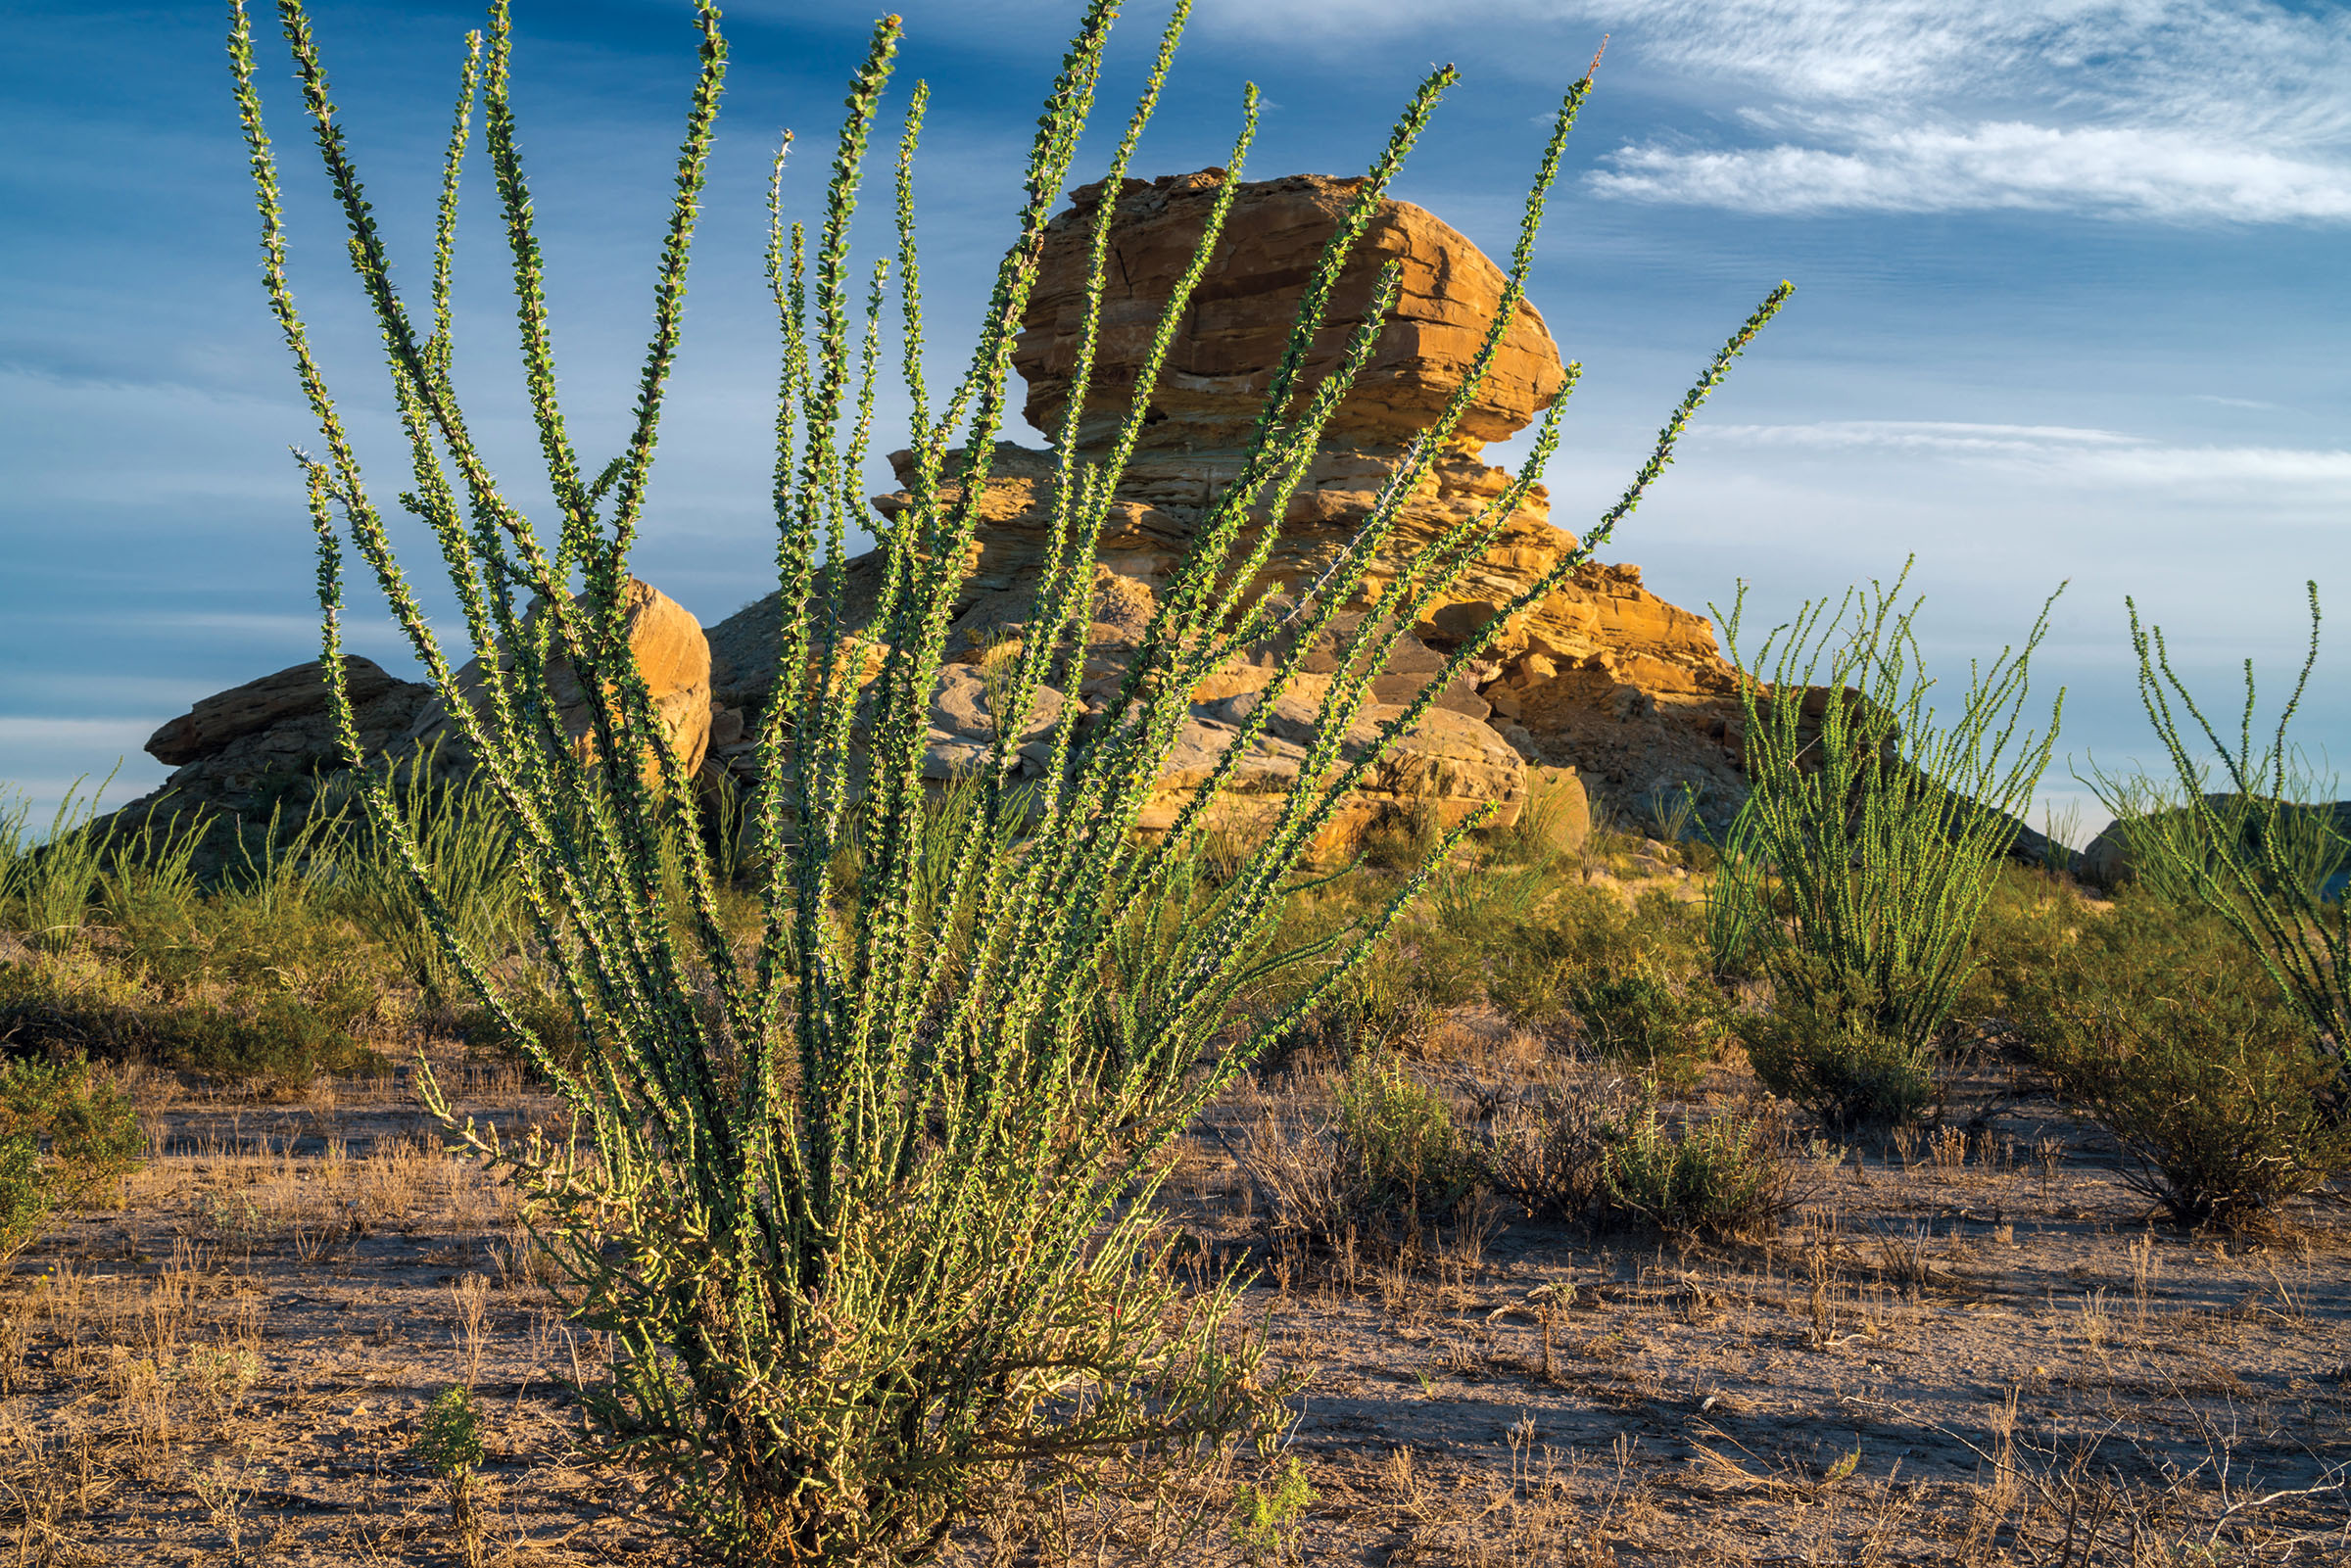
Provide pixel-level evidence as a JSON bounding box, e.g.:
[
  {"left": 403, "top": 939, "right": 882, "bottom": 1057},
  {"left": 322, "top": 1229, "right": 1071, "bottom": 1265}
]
[{"left": 1332, "top": 1051, "right": 1478, "bottom": 1218}]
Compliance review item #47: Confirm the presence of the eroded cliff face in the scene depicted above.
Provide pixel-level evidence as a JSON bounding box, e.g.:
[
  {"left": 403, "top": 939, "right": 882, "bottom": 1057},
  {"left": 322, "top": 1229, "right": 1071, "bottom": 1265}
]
[{"left": 719, "top": 169, "right": 1751, "bottom": 826}]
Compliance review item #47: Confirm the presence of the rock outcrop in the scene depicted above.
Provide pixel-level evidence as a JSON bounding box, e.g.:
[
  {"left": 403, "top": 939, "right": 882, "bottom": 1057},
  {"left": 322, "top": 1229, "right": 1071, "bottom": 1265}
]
[
  {"left": 100, "top": 582, "right": 715, "bottom": 875},
  {"left": 405, "top": 578, "right": 714, "bottom": 785},
  {"left": 124, "top": 168, "right": 1783, "bottom": 869},
  {"left": 2078, "top": 797, "right": 2351, "bottom": 890},
  {"left": 710, "top": 169, "right": 1747, "bottom": 840}
]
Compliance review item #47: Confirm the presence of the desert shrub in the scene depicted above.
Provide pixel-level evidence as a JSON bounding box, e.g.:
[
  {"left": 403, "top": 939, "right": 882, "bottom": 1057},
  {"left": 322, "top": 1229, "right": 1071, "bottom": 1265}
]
[
  {"left": 0, "top": 1054, "right": 142, "bottom": 1261},
  {"left": 1485, "top": 882, "right": 1710, "bottom": 1030},
  {"left": 232, "top": 0, "right": 1786, "bottom": 1553},
  {"left": 1596, "top": 1094, "right": 1795, "bottom": 1240},
  {"left": 415, "top": 1385, "right": 487, "bottom": 1567},
  {"left": 2000, "top": 890, "right": 2348, "bottom": 1226},
  {"left": 1739, "top": 983, "right": 1938, "bottom": 1131},
  {"left": 2034, "top": 992, "right": 2349, "bottom": 1227},
  {"left": 0, "top": 946, "right": 381, "bottom": 1084},
  {"left": 1332, "top": 1052, "right": 1477, "bottom": 1215},
  {"left": 1953, "top": 862, "right": 2099, "bottom": 1025},
  {"left": 1235, "top": 1056, "right": 1479, "bottom": 1244},
  {"left": 165, "top": 993, "right": 379, "bottom": 1082},
  {"left": 1482, "top": 1073, "right": 1630, "bottom": 1222},
  {"left": 1710, "top": 568, "right": 2062, "bottom": 1125},
  {"left": 1565, "top": 963, "right": 1721, "bottom": 1087}
]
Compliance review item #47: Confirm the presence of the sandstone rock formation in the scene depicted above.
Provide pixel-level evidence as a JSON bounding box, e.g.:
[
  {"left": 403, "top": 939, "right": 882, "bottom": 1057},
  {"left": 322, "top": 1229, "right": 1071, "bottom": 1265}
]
[
  {"left": 105, "top": 656, "right": 435, "bottom": 870},
  {"left": 709, "top": 169, "right": 1748, "bottom": 842},
  {"left": 121, "top": 169, "right": 1797, "bottom": 871},
  {"left": 405, "top": 578, "right": 715, "bottom": 785},
  {"left": 100, "top": 581, "right": 715, "bottom": 875}
]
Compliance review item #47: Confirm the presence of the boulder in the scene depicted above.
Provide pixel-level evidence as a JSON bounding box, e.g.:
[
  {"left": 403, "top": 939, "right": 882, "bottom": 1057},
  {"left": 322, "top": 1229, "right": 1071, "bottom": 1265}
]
[
  {"left": 405, "top": 578, "right": 713, "bottom": 784},
  {"left": 1139, "top": 678, "right": 1527, "bottom": 856},
  {"left": 1015, "top": 170, "right": 1567, "bottom": 451},
  {"left": 706, "top": 168, "right": 1752, "bottom": 839},
  {"left": 101, "top": 584, "right": 713, "bottom": 880},
  {"left": 145, "top": 656, "right": 408, "bottom": 767},
  {"left": 95, "top": 657, "right": 434, "bottom": 879}
]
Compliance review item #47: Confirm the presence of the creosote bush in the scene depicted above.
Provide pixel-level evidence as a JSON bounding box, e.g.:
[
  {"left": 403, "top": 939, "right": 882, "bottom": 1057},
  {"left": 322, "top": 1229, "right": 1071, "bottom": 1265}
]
[
  {"left": 1482, "top": 1071, "right": 1630, "bottom": 1224},
  {"left": 0, "top": 1054, "right": 142, "bottom": 1263},
  {"left": 228, "top": 0, "right": 1784, "bottom": 1556},
  {"left": 2009, "top": 890, "right": 2351, "bottom": 1226},
  {"left": 1565, "top": 964, "right": 1721, "bottom": 1089},
  {"left": 1736, "top": 974, "right": 1939, "bottom": 1131},
  {"left": 1331, "top": 1051, "right": 1477, "bottom": 1217},
  {"left": 1595, "top": 1092, "right": 1795, "bottom": 1241},
  {"left": 2036, "top": 992, "right": 2350, "bottom": 1227}
]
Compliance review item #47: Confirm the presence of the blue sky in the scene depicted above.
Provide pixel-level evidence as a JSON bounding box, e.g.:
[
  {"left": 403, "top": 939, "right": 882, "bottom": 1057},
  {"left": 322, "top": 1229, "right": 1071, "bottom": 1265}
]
[{"left": 4, "top": 0, "right": 2346, "bottom": 838}]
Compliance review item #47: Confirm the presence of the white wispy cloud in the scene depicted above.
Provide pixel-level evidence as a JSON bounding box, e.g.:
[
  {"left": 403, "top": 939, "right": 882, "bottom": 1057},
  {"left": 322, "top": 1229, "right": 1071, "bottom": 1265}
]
[
  {"left": 1592, "top": 121, "right": 2351, "bottom": 221},
  {"left": 1698, "top": 420, "right": 2351, "bottom": 486},
  {"left": 1591, "top": 0, "right": 2351, "bottom": 222},
  {"left": 1197, "top": 0, "right": 2351, "bottom": 223}
]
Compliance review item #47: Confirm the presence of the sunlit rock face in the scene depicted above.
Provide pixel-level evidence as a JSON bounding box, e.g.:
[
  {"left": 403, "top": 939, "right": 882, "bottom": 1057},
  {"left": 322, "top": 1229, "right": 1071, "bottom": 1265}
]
[{"left": 704, "top": 168, "right": 1770, "bottom": 841}]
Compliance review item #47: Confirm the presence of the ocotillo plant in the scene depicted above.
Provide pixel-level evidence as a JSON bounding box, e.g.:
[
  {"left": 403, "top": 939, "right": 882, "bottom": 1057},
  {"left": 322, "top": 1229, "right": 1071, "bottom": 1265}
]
[
  {"left": 230, "top": 0, "right": 1787, "bottom": 1558},
  {"left": 2117, "top": 583, "right": 2349, "bottom": 1106},
  {"left": 1710, "top": 568, "right": 2061, "bottom": 1125}
]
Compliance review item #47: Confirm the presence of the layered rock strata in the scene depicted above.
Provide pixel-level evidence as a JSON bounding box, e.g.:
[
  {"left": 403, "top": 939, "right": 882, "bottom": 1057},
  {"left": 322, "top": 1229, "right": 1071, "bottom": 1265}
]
[
  {"left": 123, "top": 168, "right": 1783, "bottom": 868},
  {"left": 710, "top": 169, "right": 1748, "bottom": 838},
  {"left": 100, "top": 581, "right": 715, "bottom": 876}
]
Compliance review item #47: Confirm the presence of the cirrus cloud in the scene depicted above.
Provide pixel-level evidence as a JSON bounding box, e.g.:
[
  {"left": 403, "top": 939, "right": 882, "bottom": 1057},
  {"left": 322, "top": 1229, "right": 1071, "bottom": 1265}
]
[{"left": 1698, "top": 419, "right": 2351, "bottom": 487}]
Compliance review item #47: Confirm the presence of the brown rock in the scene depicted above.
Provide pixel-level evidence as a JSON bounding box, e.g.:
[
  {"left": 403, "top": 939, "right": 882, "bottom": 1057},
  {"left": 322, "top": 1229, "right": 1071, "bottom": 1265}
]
[
  {"left": 407, "top": 578, "right": 713, "bottom": 784},
  {"left": 145, "top": 656, "right": 404, "bottom": 767},
  {"left": 1016, "top": 171, "right": 1566, "bottom": 451},
  {"left": 705, "top": 168, "right": 1767, "bottom": 832}
]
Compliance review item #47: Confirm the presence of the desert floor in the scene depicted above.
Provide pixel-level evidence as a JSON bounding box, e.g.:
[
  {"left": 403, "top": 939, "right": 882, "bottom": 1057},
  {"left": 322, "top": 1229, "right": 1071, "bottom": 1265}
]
[{"left": 6, "top": 1041, "right": 2346, "bottom": 1568}]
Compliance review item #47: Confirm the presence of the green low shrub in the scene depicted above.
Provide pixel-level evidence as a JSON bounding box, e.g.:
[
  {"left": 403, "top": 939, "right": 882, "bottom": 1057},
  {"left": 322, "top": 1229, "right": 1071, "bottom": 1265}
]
[
  {"left": 1331, "top": 1052, "right": 1476, "bottom": 1216},
  {"left": 2034, "top": 993, "right": 2349, "bottom": 1227},
  {"left": 2002, "top": 890, "right": 2351, "bottom": 1227},
  {"left": 414, "top": 1385, "right": 487, "bottom": 1568},
  {"left": 0, "top": 1054, "right": 143, "bottom": 1262},
  {"left": 1566, "top": 964, "right": 1721, "bottom": 1087},
  {"left": 1739, "top": 984, "right": 1938, "bottom": 1131},
  {"left": 1486, "top": 883, "right": 1710, "bottom": 1030},
  {"left": 1597, "top": 1094, "right": 1795, "bottom": 1240},
  {"left": 0, "top": 952, "right": 381, "bottom": 1084}
]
